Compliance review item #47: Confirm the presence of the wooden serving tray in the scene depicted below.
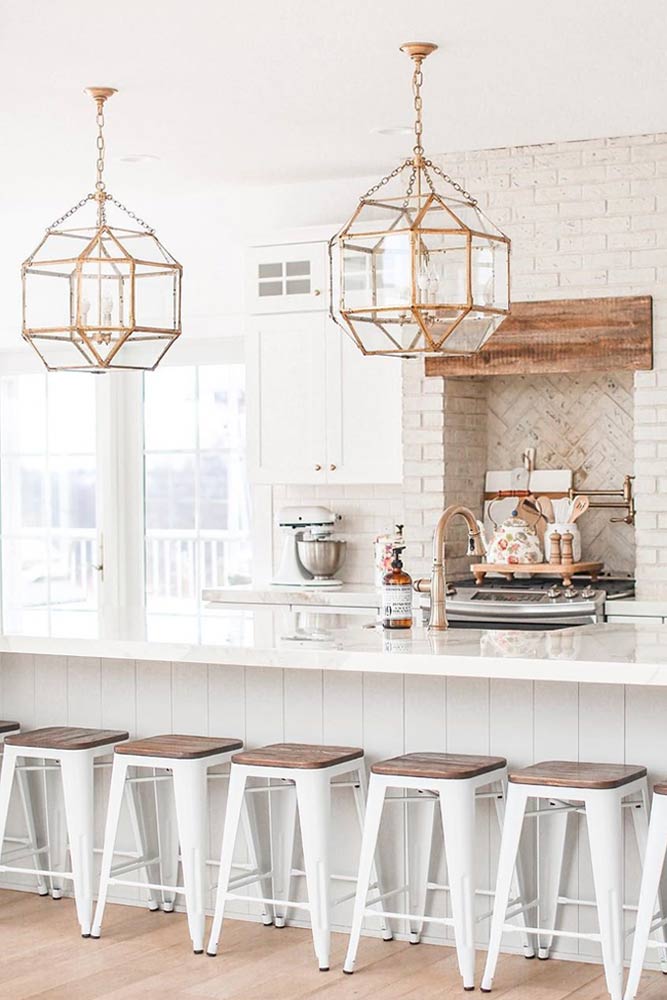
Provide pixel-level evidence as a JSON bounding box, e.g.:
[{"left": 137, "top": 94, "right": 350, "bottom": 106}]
[{"left": 471, "top": 562, "right": 604, "bottom": 588}]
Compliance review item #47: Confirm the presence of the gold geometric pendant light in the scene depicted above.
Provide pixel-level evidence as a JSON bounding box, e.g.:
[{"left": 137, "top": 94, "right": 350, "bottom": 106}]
[
  {"left": 329, "top": 43, "right": 510, "bottom": 358},
  {"left": 22, "top": 88, "right": 182, "bottom": 372}
]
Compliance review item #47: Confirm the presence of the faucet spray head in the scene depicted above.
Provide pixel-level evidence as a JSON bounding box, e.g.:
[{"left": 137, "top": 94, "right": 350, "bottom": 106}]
[{"left": 468, "top": 525, "right": 485, "bottom": 556}]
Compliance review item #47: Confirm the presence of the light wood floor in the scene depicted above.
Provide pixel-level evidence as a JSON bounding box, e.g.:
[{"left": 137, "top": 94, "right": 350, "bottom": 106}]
[{"left": 1, "top": 890, "right": 666, "bottom": 999}]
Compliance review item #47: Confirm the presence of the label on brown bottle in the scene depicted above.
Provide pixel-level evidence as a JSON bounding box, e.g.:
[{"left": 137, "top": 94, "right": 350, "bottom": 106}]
[{"left": 382, "top": 585, "right": 413, "bottom": 623}]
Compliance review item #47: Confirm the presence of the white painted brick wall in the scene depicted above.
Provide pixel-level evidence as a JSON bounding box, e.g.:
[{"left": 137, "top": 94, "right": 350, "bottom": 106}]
[{"left": 399, "top": 132, "right": 666, "bottom": 598}]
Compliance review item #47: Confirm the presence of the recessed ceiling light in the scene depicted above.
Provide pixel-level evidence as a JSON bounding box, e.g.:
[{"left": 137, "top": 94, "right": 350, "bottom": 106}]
[
  {"left": 371, "top": 126, "right": 413, "bottom": 136},
  {"left": 119, "top": 153, "right": 160, "bottom": 163}
]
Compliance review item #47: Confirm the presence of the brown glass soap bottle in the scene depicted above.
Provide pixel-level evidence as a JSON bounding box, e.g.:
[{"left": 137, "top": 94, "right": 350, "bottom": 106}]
[{"left": 382, "top": 535, "right": 413, "bottom": 630}]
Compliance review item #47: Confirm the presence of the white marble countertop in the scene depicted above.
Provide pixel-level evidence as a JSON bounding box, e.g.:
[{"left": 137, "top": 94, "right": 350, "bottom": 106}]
[
  {"left": 202, "top": 583, "right": 383, "bottom": 608},
  {"left": 4, "top": 610, "right": 667, "bottom": 685}
]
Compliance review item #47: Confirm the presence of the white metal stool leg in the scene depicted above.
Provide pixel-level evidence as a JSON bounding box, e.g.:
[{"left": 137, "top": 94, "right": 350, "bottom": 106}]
[
  {"left": 91, "top": 756, "right": 129, "bottom": 938},
  {"left": 586, "top": 789, "right": 625, "bottom": 1000},
  {"left": 154, "top": 767, "right": 178, "bottom": 912},
  {"left": 492, "top": 779, "right": 536, "bottom": 960},
  {"left": 15, "top": 764, "right": 49, "bottom": 896},
  {"left": 405, "top": 791, "right": 435, "bottom": 945},
  {"left": 241, "top": 791, "right": 274, "bottom": 926},
  {"left": 267, "top": 778, "right": 297, "bottom": 928},
  {"left": 625, "top": 793, "right": 667, "bottom": 1000},
  {"left": 295, "top": 770, "right": 332, "bottom": 971},
  {"left": 60, "top": 749, "right": 95, "bottom": 936},
  {"left": 124, "top": 769, "right": 160, "bottom": 912},
  {"left": 352, "top": 765, "right": 394, "bottom": 942},
  {"left": 343, "top": 774, "right": 386, "bottom": 974},
  {"left": 536, "top": 800, "right": 570, "bottom": 960},
  {"left": 481, "top": 783, "right": 530, "bottom": 993},
  {"left": 207, "top": 765, "right": 247, "bottom": 956},
  {"left": 44, "top": 762, "right": 66, "bottom": 899},
  {"left": 440, "top": 779, "right": 477, "bottom": 991},
  {"left": 172, "top": 760, "right": 208, "bottom": 953},
  {"left": 629, "top": 785, "right": 667, "bottom": 973},
  {"left": 0, "top": 746, "right": 18, "bottom": 873}
]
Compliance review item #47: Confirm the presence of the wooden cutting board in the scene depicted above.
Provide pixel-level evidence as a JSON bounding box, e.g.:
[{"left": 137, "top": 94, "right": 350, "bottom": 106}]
[{"left": 472, "top": 561, "right": 603, "bottom": 588}]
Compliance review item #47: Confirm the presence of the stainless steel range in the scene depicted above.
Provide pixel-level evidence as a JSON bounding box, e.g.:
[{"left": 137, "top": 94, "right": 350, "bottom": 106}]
[{"left": 425, "top": 575, "right": 635, "bottom": 630}]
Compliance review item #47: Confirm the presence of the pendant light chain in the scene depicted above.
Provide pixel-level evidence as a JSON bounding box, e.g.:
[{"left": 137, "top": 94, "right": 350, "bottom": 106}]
[
  {"left": 94, "top": 97, "right": 108, "bottom": 224},
  {"left": 412, "top": 59, "right": 425, "bottom": 161}
]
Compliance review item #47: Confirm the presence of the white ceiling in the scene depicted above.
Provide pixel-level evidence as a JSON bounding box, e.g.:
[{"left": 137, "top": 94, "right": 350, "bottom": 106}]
[{"left": 1, "top": 0, "right": 667, "bottom": 197}]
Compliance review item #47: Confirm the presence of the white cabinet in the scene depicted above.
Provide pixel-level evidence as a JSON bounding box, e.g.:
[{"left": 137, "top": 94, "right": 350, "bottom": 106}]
[
  {"left": 325, "top": 321, "right": 402, "bottom": 484},
  {"left": 247, "top": 311, "right": 402, "bottom": 485},
  {"left": 246, "top": 242, "right": 327, "bottom": 314},
  {"left": 246, "top": 312, "right": 326, "bottom": 484}
]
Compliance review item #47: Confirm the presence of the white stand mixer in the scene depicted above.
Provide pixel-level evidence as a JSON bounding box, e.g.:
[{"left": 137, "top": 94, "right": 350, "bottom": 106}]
[{"left": 272, "top": 505, "right": 346, "bottom": 587}]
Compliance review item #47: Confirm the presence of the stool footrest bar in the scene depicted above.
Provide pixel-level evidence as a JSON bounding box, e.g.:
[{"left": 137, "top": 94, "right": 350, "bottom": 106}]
[
  {"left": 504, "top": 923, "right": 601, "bottom": 943},
  {"left": 108, "top": 878, "right": 185, "bottom": 893},
  {"left": 364, "top": 907, "right": 453, "bottom": 927},
  {"left": 227, "top": 869, "right": 272, "bottom": 892},
  {"left": 225, "top": 892, "right": 311, "bottom": 911},
  {"left": 110, "top": 856, "right": 161, "bottom": 878},
  {"left": 0, "top": 864, "right": 73, "bottom": 879}
]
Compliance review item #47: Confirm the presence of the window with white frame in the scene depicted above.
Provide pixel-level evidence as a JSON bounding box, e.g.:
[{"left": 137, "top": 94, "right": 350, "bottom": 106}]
[
  {"left": 143, "top": 363, "right": 251, "bottom": 639},
  {"left": 0, "top": 357, "right": 251, "bottom": 641},
  {"left": 0, "top": 373, "right": 98, "bottom": 637}
]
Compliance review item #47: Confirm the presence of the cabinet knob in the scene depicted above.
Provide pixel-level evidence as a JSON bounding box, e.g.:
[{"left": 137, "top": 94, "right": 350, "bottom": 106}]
[
  {"left": 314, "top": 464, "right": 322, "bottom": 471},
  {"left": 313, "top": 288, "right": 321, "bottom": 296},
  {"left": 329, "top": 463, "right": 337, "bottom": 471}
]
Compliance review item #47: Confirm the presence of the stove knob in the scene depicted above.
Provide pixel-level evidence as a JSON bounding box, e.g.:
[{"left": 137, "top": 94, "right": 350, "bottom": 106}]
[
  {"left": 562, "top": 586, "right": 578, "bottom": 600},
  {"left": 580, "top": 585, "right": 596, "bottom": 599},
  {"left": 547, "top": 585, "right": 561, "bottom": 599}
]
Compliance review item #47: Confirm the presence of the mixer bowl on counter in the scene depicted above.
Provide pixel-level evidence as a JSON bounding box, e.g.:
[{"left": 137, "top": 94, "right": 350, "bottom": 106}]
[{"left": 296, "top": 536, "right": 347, "bottom": 580}]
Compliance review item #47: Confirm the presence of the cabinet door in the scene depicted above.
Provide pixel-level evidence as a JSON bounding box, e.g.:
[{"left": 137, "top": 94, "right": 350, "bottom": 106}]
[
  {"left": 246, "top": 313, "right": 327, "bottom": 484},
  {"left": 247, "top": 242, "right": 327, "bottom": 314},
  {"left": 324, "top": 318, "right": 403, "bottom": 484}
]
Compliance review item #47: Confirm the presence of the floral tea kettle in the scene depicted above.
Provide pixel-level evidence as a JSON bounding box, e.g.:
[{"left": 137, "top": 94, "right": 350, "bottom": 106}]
[{"left": 480, "top": 499, "right": 543, "bottom": 565}]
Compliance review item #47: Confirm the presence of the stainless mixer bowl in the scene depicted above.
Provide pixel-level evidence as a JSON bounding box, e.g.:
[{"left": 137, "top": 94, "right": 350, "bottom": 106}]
[{"left": 296, "top": 538, "right": 347, "bottom": 580}]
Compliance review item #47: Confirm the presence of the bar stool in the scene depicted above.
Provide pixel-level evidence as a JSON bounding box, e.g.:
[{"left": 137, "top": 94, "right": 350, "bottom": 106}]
[
  {"left": 344, "top": 751, "right": 534, "bottom": 991},
  {"left": 0, "top": 721, "right": 50, "bottom": 898},
  {"left": 0, "top": 726, "right": 129, "bottom": 935},
  {"left": 625, "top": 781, "right": 667, "bottom": 999},
  {"left": 92, "top": 734, "right": 246, "bottom": 954},
  {"left": 482, "top": 760, "right": 660, "bottom": 1000},
  {"left": 207, "top": 742, "right": 391, "bottom": 971}
]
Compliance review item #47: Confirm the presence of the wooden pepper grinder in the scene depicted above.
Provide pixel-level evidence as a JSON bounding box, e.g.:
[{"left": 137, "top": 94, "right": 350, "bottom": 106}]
[
  {"left": 561, "top": 532, "right": 574, "bottom": 566},
  {"left": 548, "top": 531, "right": 562, "bottom": 565}
]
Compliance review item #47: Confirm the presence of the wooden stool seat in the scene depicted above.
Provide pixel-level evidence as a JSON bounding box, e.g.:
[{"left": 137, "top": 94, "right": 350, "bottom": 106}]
[
  {"left": 5, "top": 726, "right": 129, "bottom": 752},
  {"left": 115, "top": 734, "right": 243, "bottom": 759},
  {"left": 653, "top": 781, "right": 667, "bottom": 796},
  {"left": 509, "top": 760, "right": 647, "bottom": 790},
  {"left": 0, "top": 721, "right": 20, "bottom": 735},
  {"left": 232, "top": 742, "right": 364, "bottom": 770},
  {"left": 371, "top": 752, "right": 507, "bottom": 781}
]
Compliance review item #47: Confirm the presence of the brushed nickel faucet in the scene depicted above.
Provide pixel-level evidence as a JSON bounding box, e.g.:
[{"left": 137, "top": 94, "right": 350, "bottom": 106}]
[{"left": 414, "top": 505, "right": 486, "bottom": 630}]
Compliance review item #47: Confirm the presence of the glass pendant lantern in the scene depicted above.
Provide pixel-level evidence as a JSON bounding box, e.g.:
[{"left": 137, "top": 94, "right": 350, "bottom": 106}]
[
  {"left": 22, "top": 87, "right": 182, "bottom": 372},
  {"left": 329, "top": 43, "right": 510, "bottom": 358}
]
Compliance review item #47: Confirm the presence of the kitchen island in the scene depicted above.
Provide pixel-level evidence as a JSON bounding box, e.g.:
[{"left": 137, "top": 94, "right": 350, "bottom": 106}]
[{"left": 2, "top": 610, "right": 667, "bottom": 971}]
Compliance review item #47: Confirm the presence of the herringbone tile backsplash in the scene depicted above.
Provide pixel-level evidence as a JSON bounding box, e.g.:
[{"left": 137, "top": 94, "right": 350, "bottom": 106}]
[{"left": 485, "top": 371, "right": 635, "bottom": 573}]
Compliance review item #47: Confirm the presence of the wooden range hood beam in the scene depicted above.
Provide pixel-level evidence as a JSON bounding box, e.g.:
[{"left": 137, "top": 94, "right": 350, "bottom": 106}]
[{"left": 424, "top": 295, "right": 653, "bottom": 377}]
